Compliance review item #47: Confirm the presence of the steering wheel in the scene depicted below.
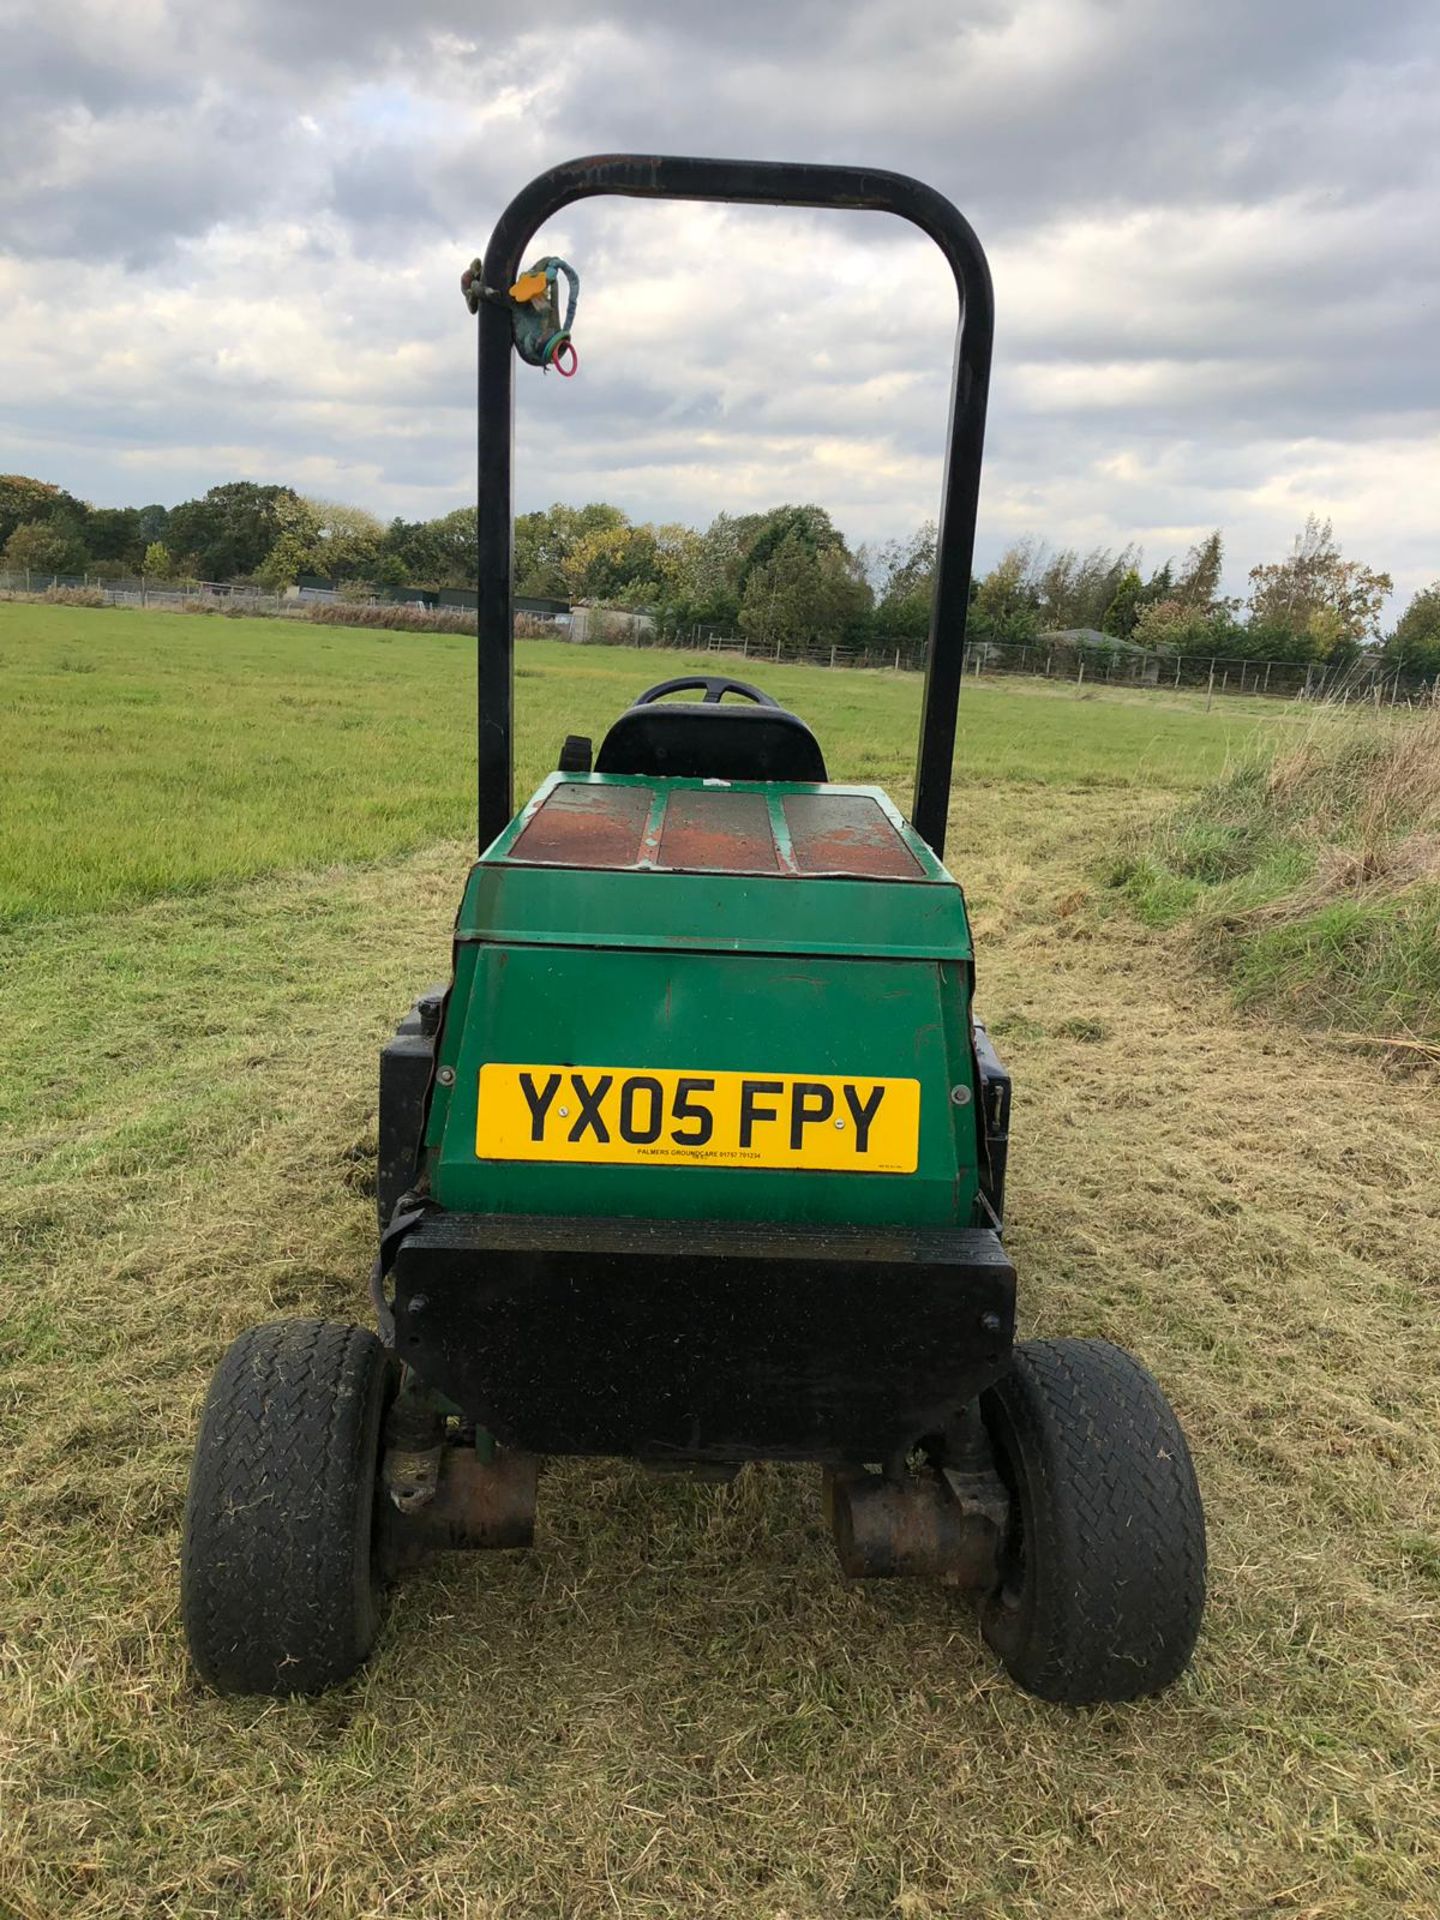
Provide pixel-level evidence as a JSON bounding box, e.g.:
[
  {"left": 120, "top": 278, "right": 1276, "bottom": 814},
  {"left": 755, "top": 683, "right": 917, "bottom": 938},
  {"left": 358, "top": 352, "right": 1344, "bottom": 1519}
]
[{"left": 632, "top": 675, "right": 781, "bottom": 708}]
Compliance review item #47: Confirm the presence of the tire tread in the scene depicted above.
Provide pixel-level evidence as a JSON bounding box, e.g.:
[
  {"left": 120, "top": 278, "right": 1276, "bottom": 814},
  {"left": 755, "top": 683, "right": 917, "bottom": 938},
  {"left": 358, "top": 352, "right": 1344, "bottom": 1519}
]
[
  {"left": 981, "top": 1336, "right": 1206, "bottom": 1704},
  {"left": 181, "top": 1318, "right": 391, "bottom": 1696}
]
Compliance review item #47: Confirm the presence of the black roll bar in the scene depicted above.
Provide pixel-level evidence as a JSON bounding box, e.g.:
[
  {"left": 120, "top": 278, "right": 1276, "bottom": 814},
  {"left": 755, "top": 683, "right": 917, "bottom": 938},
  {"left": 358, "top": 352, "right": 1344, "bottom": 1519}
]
[{"left": 472, "top": 153, "right": 994, "bottom": 861}]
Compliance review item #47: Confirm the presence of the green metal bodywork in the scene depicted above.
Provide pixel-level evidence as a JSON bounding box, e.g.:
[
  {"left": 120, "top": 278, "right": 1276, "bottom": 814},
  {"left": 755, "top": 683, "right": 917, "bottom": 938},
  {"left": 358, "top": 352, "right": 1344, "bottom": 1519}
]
[{"left": 423, "top": 774, "right": 984, "bottom": 1229}]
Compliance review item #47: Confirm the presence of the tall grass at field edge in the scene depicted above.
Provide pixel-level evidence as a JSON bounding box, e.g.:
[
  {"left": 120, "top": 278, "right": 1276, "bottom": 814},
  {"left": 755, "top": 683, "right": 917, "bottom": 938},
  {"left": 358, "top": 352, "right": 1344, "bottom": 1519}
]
[{"left": 1109, "top": 707, "right": 1440, "bottom": 1043}]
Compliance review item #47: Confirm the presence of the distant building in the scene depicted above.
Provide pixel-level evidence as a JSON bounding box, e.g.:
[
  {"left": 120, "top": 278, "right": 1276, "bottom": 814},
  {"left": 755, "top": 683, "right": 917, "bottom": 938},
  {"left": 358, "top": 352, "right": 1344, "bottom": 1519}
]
[
  {"left": 567, "top": 606, "right": 656, "bottom": 645},
  {"left": 1036, "top": 627, "right": 1161, "bottom": 684}
]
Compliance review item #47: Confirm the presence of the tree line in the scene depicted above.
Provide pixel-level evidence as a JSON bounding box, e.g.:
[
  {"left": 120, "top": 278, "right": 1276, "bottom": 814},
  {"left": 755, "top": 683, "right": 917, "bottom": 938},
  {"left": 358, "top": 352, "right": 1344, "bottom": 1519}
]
[{"left": 3, "top": 472, "right": 1437, "bottom": 675}]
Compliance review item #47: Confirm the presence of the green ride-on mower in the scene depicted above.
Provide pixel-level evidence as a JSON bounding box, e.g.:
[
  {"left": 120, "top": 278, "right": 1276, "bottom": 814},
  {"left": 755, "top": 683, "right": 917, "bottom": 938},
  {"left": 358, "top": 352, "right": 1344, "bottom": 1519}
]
[{"left": 181, "top": 155, "right": 1205, "bottom": 1706}]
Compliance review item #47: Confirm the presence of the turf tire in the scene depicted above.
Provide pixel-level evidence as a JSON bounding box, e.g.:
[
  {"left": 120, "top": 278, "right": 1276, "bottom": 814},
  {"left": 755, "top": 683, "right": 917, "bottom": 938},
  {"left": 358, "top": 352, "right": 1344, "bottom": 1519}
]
[
  {"left": 181, "top": 1319, "right": 395, "bottom": 1696},
  {"left": 979, "top": 1337, "right": 1206, "bottom": 1705}
]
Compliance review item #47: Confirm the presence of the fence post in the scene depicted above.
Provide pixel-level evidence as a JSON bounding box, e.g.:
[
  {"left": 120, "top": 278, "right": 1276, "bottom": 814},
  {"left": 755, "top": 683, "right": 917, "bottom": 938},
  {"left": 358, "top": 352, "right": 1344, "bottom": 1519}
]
[
  {"left": 1263, "top": 661, "right": 1272, "bottom": 695},
  {"left": 1174, "top": 656, "right": 1182, "bottom": 686},
  {"left": 1205, "top": 659, "right": 1216, "bottom": 711},
  {"left": 1075, "top": 657, "right": 1085, "bottom": 695}
]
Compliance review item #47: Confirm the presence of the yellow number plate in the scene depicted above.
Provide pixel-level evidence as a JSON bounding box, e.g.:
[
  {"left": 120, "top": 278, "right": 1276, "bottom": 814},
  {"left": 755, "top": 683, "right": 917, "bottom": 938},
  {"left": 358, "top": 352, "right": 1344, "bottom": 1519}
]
[{"left": 476, "top": 1064, "right": 921, "bottom": 1173}]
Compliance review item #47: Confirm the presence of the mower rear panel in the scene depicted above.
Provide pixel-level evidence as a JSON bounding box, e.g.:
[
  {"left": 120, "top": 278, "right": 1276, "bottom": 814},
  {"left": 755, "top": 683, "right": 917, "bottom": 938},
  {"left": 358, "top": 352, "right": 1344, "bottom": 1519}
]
[
  {"left": 391, "top": 1213, "right": 1014, "bottom": 1463},
  {"left": 391, "top": 769, "right": 1013, "bottom": 1463},
  {"left": 424, "top": 774, "right": 984, "bottom": 1231}
]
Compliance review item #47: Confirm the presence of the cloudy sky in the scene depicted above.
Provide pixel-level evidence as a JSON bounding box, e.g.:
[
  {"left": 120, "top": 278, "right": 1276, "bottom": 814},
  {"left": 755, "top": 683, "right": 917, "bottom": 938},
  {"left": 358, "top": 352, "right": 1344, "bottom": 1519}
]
[{"left": 4, "top": 0, "right": 1438, "bottom": 605}]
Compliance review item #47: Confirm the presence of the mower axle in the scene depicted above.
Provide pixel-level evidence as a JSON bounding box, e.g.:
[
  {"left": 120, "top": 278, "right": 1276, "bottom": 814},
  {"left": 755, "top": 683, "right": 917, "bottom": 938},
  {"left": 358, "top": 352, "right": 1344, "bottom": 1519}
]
[{"left": 823, "top": 1464, "right": 1007, "bottom": 1588}]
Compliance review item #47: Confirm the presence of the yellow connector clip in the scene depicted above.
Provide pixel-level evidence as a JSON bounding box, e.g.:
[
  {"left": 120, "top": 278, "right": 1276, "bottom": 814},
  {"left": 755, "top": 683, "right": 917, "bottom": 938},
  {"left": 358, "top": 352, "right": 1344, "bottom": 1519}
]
[{"left": 509, "top": 269, "right": 549, "bottom": 304}]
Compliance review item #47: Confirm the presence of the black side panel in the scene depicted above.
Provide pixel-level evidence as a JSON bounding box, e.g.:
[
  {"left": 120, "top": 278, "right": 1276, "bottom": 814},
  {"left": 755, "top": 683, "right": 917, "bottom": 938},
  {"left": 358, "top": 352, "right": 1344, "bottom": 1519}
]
[
  {"left": 973, "top": 1019, "right": 1012, "bottom": 1225},
  {"left": 392, "top": 1213, "right": 1015, "bottom": 1464},
  {"left": 377, "top": 989, "right": 445, "bottom": 1229}
]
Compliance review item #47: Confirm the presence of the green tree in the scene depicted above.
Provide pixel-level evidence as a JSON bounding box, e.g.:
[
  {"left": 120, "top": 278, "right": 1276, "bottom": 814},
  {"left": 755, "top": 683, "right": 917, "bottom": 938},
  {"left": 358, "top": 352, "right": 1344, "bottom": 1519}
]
[
  {"left": 738, "top": 505, "right": 845, "bottom": 596},
  {"left": 0, "top": 476, "right": 88, "bottom": 549},
  {"left": 561, "top": 521, "right": 702, "bottom": 606},
  {"left": 261, "top": 496, "right": 385, "bottom": 585},
  {"left": 385, "top": 508, "right": 475, "bottom": 589},
  {"left": 165, "top": 482, "right": 299, "bottom": 580},
  {"left": 143, "top": 541, "right": 178, "bottom": 579},
  {"left": 253, "top": 534, "right": 308, "bottom": 591},
  {"left": 969, "top": 543, "right": 1040, "bottom": 644},
  {"left": 738, "top": 534, "right": 871, "bottom": 654},
  {"left": 1033, "top": 543, "right": 1137, "bottom": 630},
  {"left": 1134, "top": 598, "right": 1245, "bottom": 656},
  {"left": 1247, "top": 515, "right": 1391, "bottom": 660},
  {"left": 563, "top": 521, "right": 655, "bottom": 602},
  {"left": 3, "top": 518, "right": 88, "bottom": 575},
  {"left": 1102, "top": 567, "right": 1144, "bottom": 639},
  {"left": 1382, "top": 582, "right": 1440, "bottom": 679},
  {"left": 1174, "top": 530, "right": 1225, "bottom": 610},
  {"left": 514, "top": 503, "right": 628, "bottom": 598},
  {"left": 664, "top": 512, "right": 752, "bottom": 627},
  {"left": 873, "top": 522, "right": 936, "bottom": 639},
  {"left": 85, "top": 507, "right": 145, "bottom": 568}
]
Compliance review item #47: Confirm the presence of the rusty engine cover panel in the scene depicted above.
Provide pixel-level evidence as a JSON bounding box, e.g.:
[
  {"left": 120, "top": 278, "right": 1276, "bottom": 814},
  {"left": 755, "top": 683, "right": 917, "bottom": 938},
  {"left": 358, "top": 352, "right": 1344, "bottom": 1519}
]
[
  {"left": 658, "top": 788, "right": 779, "bottom": 873},
  {"left": 784, "top": 793, "right": 924, "bottom": 878},
  {"left": 508, "top": 782, "right": 652, "bottom": 868},
  {"left": 506, "top": 780, "right": 932, "bottom": 881}
]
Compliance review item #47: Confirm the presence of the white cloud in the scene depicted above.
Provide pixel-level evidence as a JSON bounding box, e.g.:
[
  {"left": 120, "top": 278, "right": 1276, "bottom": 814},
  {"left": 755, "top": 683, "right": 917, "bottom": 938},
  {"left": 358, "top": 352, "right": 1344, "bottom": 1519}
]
[{"left": 1, "top": 0, "right": 1437, "bottom": 607}]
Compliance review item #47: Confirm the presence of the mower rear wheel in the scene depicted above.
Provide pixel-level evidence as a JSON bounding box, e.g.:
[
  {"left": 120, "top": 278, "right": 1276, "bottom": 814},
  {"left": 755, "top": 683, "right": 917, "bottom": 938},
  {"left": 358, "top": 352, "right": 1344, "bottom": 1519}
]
[
  {"left": 181, "top": 1319, "right": 396, "bottom": 1696},
  {"left": 979, "top": 1337, "right": 1205, "bottom": 1705}
]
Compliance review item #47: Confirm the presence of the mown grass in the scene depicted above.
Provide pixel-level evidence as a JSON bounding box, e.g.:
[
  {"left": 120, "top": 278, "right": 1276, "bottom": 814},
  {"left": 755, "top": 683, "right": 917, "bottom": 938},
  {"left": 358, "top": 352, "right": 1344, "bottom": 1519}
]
[
  {"left": 1111, "top": 707, "right": 1440, "bottom": 1043},
  {"left": 2, "top": 600, "right": 1279, "bottom": 923},
  {"left": 3, "top": 610, "right": 1439, "bottom": 1916}
]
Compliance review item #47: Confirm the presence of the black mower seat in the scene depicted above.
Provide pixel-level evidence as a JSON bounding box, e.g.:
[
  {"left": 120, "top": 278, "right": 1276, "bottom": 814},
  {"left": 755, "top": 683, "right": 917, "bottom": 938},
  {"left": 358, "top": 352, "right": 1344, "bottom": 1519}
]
[{"left": 594, "top": 675, "right": 828, "bottom": 783}]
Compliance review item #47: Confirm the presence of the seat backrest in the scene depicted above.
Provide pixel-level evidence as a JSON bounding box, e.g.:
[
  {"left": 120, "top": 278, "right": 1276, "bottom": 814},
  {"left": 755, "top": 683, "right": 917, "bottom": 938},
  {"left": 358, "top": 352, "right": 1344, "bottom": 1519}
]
[{"left": 594, "top": 703, "right": 828, "bottom": 783}]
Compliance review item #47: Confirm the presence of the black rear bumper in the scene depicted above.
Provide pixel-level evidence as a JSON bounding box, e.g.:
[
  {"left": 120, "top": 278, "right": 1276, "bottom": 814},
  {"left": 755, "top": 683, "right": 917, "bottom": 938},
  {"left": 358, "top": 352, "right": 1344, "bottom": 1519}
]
[{"left": 391, "top": 1212, "right": 1015, "bottom": 1465}]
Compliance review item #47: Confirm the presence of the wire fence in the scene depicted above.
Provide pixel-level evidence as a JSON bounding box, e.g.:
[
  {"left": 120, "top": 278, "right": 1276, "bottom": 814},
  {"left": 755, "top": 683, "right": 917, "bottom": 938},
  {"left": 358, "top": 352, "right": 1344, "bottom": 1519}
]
[
  {"left": 0, "top": 569, "right": 289, "bottom": 613},
  {"left": 4, "top": 571, "right": 1433, "bottom": 708},
  {"left": 648, "top": 628, "right": 1437, "bottom": 706}
]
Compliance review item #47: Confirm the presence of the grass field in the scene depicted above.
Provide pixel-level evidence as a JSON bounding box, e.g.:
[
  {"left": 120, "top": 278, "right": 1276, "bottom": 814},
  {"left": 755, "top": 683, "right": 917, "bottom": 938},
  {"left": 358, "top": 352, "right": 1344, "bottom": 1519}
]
[
  {"left": 1, "top": 602, "right": 1286, "bottom": 923},
  {"left": 3, "top": 602, "right": 1438, "bottom": 1918}
]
